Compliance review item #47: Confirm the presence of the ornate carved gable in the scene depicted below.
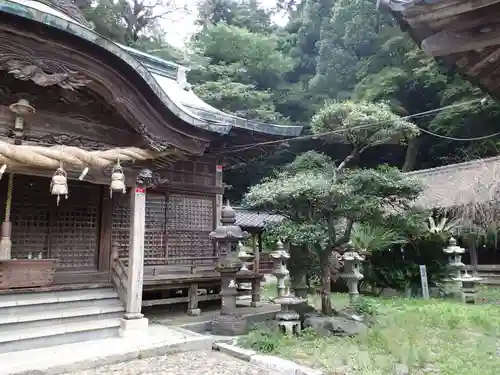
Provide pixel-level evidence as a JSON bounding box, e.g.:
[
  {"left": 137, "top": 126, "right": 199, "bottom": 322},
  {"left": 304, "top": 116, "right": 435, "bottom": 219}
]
[{"left": 0, "top": 73, "right": 126, "bottom": 127}]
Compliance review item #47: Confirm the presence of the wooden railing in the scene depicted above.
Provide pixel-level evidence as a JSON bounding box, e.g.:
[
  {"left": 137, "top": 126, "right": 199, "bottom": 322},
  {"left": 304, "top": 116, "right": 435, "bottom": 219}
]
[{"left": 110, "top": 247, "right": 128, "bottom": 306}]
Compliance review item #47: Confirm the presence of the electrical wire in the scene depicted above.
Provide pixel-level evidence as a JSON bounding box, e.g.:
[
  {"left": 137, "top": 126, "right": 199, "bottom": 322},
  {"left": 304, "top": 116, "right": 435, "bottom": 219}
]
[{"left": 212, "top": 98, "right": 496, "bottom": 155}]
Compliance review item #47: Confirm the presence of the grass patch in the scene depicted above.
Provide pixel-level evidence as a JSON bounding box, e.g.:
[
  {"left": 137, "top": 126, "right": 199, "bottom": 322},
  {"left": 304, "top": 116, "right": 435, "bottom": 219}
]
[{"left": 242, "top": 290, "right": 500, "bottom": 375}]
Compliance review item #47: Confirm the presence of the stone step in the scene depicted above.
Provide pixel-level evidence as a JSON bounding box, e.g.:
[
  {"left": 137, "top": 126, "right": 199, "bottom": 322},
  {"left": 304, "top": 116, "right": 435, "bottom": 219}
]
[
  {"left": 0, "top": 318, "right": 121, "bottom": 354},
  {"left": 0, "top": 304, "right": 124, "bottom": 332},
  {"left": 0, "top": 288, "right": 119, "bottom": 308},
  {"left": 0, "top": 295, "right": 122, "bottom": 316}
]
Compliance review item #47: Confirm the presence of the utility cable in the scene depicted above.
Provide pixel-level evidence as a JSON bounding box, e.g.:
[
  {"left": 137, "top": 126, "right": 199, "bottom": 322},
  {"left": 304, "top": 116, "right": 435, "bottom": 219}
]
[{"left": 212, "top": 98, "right": 495, "bottom": 155}]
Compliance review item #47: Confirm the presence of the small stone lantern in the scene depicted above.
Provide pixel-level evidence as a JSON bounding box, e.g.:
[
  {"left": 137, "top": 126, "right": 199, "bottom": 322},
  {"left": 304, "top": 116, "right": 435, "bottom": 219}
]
[
  {"left": 453, "top": 271, "right": 483, "bottom": 304},
  {"left": 443, "top": 237, "right": 466, "bottom": 297},
  {"left": 209, "top": 202, "right": 249, "bottom": 336},
  {"left": 270, "top": 239, "right": 290, "bottom": 298},
  {"left": 340, "top": 248, "right": 364, "bottom": 307},
  {"left": 237, "top": 241, "right": 254, "bottom": 272}
]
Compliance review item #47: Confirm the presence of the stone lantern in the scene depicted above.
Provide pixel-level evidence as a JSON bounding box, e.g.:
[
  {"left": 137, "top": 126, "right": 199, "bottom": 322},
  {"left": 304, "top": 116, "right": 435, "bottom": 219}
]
[
  {"left": 270, "top": 239, "right": 290, "bottom": 298},
  {"left": 340, "top": 247, "right": 364, "bottom": 307},
  {"left": 453, "top": 271, "right": 483, "bottom": 304},
  {"left": 209, "top": 202, "right": 249, "bottom": 336},
  {"left": 236, "top": 241, "right": 254, "bottom": 298},
  {"left": 270, "top": 240, "right": 305, "bottom": 336},
  {"left": 237, "top": 241, "right": 254, "bottom": 272},
  {"left": 443, "top": 237, "right": 466, "bottom": 297}
]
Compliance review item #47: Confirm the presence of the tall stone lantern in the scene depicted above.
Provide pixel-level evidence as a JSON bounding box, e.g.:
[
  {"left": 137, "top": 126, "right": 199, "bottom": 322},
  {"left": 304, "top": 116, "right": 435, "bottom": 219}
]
[
  {"left": 443, "top": 237, "right": 466, "bottom": 297},
  {"left": 271, "top": 239, "right": 290, "bottom": 298},
  {"left": 210, "top": 202, "right": 249, "bottom": 336},
  {"left": 340, "top": 244, "right": 364, "bottom": 308}
]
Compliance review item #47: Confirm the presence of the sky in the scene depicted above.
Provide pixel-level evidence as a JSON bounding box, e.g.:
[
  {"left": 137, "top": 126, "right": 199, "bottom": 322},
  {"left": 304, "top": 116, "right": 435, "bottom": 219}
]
[{"left": 161, "top": 0, "right": 287, "bottom": 48}]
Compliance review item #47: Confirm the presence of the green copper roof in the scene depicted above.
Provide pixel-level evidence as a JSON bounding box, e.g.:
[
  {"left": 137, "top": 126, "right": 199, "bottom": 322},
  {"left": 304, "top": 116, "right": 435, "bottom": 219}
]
[{"left": 0, "top": 0, "right": 302, "bottom": 138}]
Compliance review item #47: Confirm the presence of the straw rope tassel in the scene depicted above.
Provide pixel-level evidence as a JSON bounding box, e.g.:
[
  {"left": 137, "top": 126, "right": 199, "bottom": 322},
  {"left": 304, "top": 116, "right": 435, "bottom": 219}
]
[
  {"left": 0, "top": 173, "right": 13, "bottom": 260},
  {"left": 5, "top": 173, "right": 13, "bottom": 222}
]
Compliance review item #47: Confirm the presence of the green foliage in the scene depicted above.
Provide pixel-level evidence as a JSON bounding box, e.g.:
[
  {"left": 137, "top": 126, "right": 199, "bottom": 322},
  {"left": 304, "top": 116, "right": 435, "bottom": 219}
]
[
  {"left": 239, "top": 326, "right": 288, "bottom": 353},
  {"left": 349, "top": 223, "right": 406, "bottom": 254},
  {"left": 311, "top": 101, "right": 419, "bottom": 149},
  {"left": 242, "top": 295, "right": 500, "bottom": 375},
  {"left": 364, "top": 236, "right": 449, "bottom": 293}
]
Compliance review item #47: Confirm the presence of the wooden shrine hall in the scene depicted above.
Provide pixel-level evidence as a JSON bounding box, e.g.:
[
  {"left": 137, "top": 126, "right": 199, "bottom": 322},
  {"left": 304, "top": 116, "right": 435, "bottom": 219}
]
[{"left": 0, "top": 0, "right": 302, "bottom": 345}]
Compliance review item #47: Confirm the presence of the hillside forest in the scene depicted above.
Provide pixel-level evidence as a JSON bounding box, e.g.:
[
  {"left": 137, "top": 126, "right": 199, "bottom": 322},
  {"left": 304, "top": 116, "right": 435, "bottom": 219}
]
[{"left": 79, "top": 0, "right": 500, "bottom": 202}]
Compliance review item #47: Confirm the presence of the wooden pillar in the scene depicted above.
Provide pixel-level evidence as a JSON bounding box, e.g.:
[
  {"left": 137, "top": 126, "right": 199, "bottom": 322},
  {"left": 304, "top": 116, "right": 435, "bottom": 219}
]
[
  {"left": 120, "top": 181, "right": 148, "bottom": 336},
  {"left": 253, "top": 233, "right": 260, "bottom": 274},
  {"left": 187, "top": 283, "right": 200, "bottom": 316},
  {"left": 250, "top": 232, "right": 263, "bottom": 307},
  {"left": 215, "top": 164, "right": 223, "bottom": 226}
]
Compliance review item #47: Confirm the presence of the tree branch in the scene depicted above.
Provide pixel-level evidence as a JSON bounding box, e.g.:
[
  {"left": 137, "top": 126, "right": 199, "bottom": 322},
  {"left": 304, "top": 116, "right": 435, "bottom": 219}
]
[
  {"left": 335, "top": 218, "right": 353, "bottom": 246},
  {"left": 336, "top": 147, "right": 358, "bottom": 171}
]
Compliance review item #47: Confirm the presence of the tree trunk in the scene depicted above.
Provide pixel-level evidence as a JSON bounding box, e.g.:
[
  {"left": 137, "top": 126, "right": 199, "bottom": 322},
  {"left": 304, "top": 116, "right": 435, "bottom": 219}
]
[
  {"left": 402, "top": 137, "right": 420, "bottom": 172},
  {"left": 470, "top": 242, "right": 478, "bottom": 274},
  {"left": 319, "top": 250, "right": 332, "bottom": 315}
]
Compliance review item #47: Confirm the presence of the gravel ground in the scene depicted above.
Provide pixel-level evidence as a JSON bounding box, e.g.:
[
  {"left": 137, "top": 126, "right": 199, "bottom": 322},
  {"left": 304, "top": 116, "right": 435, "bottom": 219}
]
[{"left": 62, "top": 350, "right": 281, "bottom": 375}]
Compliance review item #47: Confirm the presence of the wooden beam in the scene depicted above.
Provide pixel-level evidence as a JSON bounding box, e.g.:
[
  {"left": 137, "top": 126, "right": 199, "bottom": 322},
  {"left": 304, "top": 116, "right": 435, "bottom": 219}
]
[
  {"left": 421, "top": 26, "right": 500, "bottom": 57},
  {"left": 404, "top": 0, "right": 500, "bottom": 24},
  {"left": 424, "top": 6, "right": 500, "bottom": 31},
  {"left": 469, "top": 47, "right": 500, "bottom": 75}
]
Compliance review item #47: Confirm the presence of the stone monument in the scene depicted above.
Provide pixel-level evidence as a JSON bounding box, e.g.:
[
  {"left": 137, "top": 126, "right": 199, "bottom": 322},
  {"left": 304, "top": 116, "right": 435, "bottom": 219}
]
[{"left": 210, "top": 202, "right": 249, "bottom": 336}]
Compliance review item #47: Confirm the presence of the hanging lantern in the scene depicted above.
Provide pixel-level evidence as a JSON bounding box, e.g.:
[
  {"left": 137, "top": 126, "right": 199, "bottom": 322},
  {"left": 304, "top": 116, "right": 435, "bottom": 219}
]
[
  {"left": 50, "top": 167, "right": 68, "bottom": 205},
  {"left": 110, "top": 160, "right": 126, "bottom": 197}
]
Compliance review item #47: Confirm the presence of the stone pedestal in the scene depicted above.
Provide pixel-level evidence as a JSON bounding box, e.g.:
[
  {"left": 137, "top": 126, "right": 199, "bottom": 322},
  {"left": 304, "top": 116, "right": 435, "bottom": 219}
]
[
  {"left": 274, "top": 294, "right": 306, "bottom": 336},
  {"left": 277, "top": 311, "right": 301, "bottom": 336},
  {"left": 119, "top": 317, "right": 149, "bottom": 337}
]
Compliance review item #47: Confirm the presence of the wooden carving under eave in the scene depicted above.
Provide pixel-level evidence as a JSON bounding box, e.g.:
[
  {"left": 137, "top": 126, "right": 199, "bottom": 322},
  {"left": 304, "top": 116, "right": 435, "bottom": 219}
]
[
  {"left": 0, "top": 60, "right": 91, "bottom": 91},
  {"left": 421, "top": 27, "right": 500, "bottom": 57}
]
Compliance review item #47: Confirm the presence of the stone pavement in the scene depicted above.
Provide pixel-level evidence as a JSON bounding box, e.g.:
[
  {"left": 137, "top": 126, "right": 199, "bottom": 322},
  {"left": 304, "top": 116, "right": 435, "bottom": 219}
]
[
  {"left": 0, "top": 325, "right": 212, "bottom": 375},
  {"left": 62, "top": 350, "right": 281, "bottom": 375}
]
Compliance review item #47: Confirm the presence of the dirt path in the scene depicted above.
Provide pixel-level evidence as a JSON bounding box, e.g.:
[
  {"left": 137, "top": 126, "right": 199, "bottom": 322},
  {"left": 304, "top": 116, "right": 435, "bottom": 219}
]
[{"left": 62, "top": 350, "right": 281, "bottom": 375}]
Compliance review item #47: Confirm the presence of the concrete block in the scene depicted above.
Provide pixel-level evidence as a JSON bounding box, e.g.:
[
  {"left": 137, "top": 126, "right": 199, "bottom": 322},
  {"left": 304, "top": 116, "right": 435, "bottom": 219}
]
[
  {"left": 119, "top": 317, "right": 149, "bottom": 338},
  {"left": 214, "top": 342, "right": 255, "bottom": 361},
  {"left": 187, "top": 308, "right": 201, "bottom": 316},
  {"left": 250, "top": 354, "right": 323, "bottom": 375}
]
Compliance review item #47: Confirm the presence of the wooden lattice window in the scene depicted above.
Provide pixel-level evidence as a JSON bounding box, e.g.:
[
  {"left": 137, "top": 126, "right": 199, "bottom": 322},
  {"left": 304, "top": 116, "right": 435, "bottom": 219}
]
[
  {"left": 10, "top": 175, "right": 51, "bottom": 260},
  {"left": 3, "top": 175, "right": 100, "bottom": 270},
  {"left": 144, "top": 194, "right": 166, "bottom": 265},
  {"left": 111, "top": 192, "right": 167, "bottom": 264},
  {"left": 48, "top": 181, "right": 100, "bottom": 270},
  {"left": 111, "top": 193, "right": 131, "bottom": 258},
  {"left": 166, "top": 194, "right": 215, "bottom": 263}
]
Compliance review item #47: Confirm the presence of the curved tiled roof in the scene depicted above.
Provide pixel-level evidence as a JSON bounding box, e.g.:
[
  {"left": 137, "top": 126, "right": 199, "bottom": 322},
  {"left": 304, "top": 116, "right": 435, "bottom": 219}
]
[
  {"left": 0, "top": 0, "right": 302, "bottom": 138},
  {"left": 234, "top": 208, "right": 283, "bottom": 230}
]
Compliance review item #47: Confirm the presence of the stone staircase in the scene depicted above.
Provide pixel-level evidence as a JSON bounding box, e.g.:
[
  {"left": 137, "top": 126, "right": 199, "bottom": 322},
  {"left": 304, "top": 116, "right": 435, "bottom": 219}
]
[{"left": 0, "top": 286, "right": 124, "bottom": 354}]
